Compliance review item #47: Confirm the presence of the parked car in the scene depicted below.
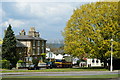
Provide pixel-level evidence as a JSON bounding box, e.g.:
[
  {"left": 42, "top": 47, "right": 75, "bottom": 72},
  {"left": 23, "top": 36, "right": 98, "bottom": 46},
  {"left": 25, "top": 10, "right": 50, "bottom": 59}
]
[
  {"left": 52, "top": 59, "right": 72, "bottom": 68},
  {"left": 46, "top": 62, "right": 53, "bottom": 69},
  {"left": 79, "top": 62, "right": 86, "bottom": 67},
  {"left": 28, "top": 64, "right": 35, "bottom": 70},
  {"left": 28, "top": 62, "right": 46, "bottom": 70}
]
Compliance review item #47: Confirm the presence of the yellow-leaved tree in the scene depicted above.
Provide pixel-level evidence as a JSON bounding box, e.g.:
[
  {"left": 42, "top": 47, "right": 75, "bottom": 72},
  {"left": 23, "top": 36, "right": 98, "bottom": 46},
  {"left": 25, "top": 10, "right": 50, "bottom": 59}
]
[{"left": 63, "top": 2, "right": 120, "bottom": 67}]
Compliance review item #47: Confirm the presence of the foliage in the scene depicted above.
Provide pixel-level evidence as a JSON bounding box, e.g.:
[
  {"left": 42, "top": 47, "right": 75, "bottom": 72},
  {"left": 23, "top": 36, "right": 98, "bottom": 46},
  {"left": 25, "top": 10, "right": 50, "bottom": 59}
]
[
  {"left": 32, "top": 57, "right": 40, "bottom": 67},
  {"left": 43, "top": 59, "right": 49, "bottom": 63},
  {"left": 0, "top": 39, "right": 2, "bottom": 44},
  {"left": 40, "top": 53, "right": 47, "bottom": 62},
  {"left": 0, "top": 59, "right": 10, "bottom": 69},
  {"left": 40, "top": 53, "right": 46, "bottom": 56},
  {"left": 17, "top": 60, "right": 24, "bottom": 63},
  {"left": 63, "top": 2, "right": 120, "bottom": 62},
  {"left": 2, "top": 24, "right": 19, "bottom": 67}
]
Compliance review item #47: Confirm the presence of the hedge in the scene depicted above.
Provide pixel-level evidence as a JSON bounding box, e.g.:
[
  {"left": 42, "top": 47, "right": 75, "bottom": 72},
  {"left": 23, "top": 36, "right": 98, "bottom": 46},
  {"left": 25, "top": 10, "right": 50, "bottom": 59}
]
[{"left": 0, "top": 59, "right": 10, "bottom": 69}]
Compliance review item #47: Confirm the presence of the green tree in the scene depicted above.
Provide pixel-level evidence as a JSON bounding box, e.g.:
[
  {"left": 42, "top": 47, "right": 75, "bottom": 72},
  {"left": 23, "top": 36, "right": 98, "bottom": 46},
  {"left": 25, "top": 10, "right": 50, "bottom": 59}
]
[
  {"left": 2, "top": 24, "right": 19, "bottom": 68},
  {"left": 63, "top": 2, "right": 120, "bottom": 67}
]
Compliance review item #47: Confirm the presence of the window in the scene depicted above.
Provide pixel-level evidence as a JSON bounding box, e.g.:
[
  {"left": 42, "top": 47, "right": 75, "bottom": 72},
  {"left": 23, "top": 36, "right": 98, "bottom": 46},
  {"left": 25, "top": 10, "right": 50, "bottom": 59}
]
[
  {"left": 42, "top": 41, "right": 44, "bottom": 47},
  {"left": 33, "top": 47, "right": 35, "bottom": 49},
  {"left": 51, "top": 53, "right": 52, "bottom": 58},
  {"left": 33, "top": 49, "right": 35, "bottom": 55},
  {"left": 92, "top": 59, "right": 95, "bottom": 63},
  {"left": 33, "top": 40, "right": 35, "bottom": 46},
  {"left": 49, "top": 52, "right": 50, "bottom": 57},
  {"left": 38, "top": 41, "right": 40, "bottom": 46},
  {"left": 96, "top": 60, "right": 99, "bottom": 63},
  {"left": 42, "top": 47, "right": 44, "bottom": 53},
  {"left": 38, "top": 47, "right": 40, "bottom": 55},
  {"left": 26, "top": 57, "right": 32, "bottom": 62}
]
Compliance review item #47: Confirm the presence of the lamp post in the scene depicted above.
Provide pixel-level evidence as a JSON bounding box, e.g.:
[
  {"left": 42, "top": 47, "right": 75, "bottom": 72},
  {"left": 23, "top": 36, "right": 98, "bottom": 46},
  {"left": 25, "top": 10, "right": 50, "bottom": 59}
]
[{"left": 110, "top": 38, "right": 113, "bottom": 72}]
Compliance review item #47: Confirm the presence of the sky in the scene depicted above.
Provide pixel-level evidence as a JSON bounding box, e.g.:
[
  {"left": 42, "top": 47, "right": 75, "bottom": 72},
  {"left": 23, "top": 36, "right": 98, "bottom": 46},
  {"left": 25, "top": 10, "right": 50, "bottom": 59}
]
[{"left": 0, "top": 0, "right": 100, "bottom": 43}]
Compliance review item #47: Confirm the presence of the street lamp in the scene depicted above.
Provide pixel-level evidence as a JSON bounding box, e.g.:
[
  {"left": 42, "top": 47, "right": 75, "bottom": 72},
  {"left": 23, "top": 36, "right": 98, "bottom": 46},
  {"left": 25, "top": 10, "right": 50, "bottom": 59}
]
[{"left": 110, "top": 38, "right": 113, "bottom": 72}]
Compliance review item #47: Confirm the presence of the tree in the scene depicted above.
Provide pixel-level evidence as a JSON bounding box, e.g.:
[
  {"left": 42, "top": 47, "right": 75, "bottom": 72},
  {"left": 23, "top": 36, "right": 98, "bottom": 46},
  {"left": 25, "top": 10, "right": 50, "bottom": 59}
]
[
  {"left": 2, "top": 24, "right": 19, "bottom": 68},
  {"left": 63, "top": 2, "right": 120, "bottom": 67},
  {"left": 0, "top": 39, "right": 2, "bottom": 44}
]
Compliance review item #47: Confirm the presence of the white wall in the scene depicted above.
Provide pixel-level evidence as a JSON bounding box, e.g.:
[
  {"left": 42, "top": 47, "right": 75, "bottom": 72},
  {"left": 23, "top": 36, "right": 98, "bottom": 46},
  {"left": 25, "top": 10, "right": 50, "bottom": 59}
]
[
  {"left": 55, "top": 54, "right": 63, "bottom": 60},
  {"left": 87, "top": 58, "right": 103, "bottom": 67},
  {"left": 46, "top": 52, "right": 56, "bottom": 59},
  {"left": 20, "top": 41, "right": 31, "bottom": 47},
  {"left": 46, "top": 52, "right": 63, "bottom": 60},
  {"left": 46, "top": 48, "right": 50, "bottom": 52}
]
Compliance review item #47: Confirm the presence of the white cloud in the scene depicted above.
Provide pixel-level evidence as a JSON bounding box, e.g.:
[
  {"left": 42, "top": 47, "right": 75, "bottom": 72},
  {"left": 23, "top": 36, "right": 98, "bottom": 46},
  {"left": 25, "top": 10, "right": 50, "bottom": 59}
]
[
  {"left": 15, "top": 3, "right": 30, "bottom": 14},
  {"left": 1, "top": 0, "right": 109, "bottom": 2},
  {"left": 0, "top": 19, "right": 25, "bottom": 27},
  {"left": 9, "top": 2, "right": 78, "bottom": 31},
  {"left": 14, "top": 3, "right": 75, "bottom": 19},
  {"left": 0, "top": 3, "right": 6, "bottom": 23},
  {"left": 2, "top": 0, "right": 101, "bottom": 2},
  {"left": 1, "top": 2, "right": 85, "bottom": 40}
]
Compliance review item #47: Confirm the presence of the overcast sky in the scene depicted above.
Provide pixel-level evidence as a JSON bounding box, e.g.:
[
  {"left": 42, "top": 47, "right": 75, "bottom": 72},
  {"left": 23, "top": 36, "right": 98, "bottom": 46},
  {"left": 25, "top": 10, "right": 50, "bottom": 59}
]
[{"left": 0, "top": 0, "right": 100, "bottom": 43}]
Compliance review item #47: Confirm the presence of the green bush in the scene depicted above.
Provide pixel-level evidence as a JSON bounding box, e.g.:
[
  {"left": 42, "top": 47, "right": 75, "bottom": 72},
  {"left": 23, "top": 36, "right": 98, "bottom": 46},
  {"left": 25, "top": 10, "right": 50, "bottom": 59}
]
[
  {"left": 77, "top": 60, "right": 81, "bottom": 65},
  {"left": 17, "top": 60, "right": 26, "bottom": 68},
  {"left": 17, "top": 60, "right": 24, "bottom": 63},
  {"left": 0, "top": 59, "right": 10, "bottom": 69}
]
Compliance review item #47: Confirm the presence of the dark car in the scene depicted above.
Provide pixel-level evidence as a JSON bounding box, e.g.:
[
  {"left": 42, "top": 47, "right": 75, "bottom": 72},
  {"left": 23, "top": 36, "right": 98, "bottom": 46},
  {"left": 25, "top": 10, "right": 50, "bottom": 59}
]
[
  {"left": 46, "top": 62, "right": 53, "bottom": 69},
  {"left": 28, "top": 64, "right": 35, "bottom": 70},
  {"left": 28, "top": 64, "right": 40, "bottom": 70}
]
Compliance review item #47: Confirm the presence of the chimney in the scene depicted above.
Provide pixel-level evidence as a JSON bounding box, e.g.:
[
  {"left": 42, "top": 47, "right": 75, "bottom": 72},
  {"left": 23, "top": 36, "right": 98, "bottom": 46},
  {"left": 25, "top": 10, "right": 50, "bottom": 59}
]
[
  {"left": 28, "top": 27, "right": 36, "bottom": 37},
  {"left": 28, "top": 27, "right": 40, "bottom": 37},
  {"left": 35, "top": 32, "right": 40, "bottom": 37},
  {"left": 19, "top": 29, "right": 26, "bottom": 35}
]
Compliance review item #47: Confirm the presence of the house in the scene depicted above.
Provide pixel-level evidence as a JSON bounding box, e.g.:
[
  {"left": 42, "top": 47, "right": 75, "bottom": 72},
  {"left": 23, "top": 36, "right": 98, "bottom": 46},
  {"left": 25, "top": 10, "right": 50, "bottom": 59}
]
[
  {"left": 46, "top": 48, "right": 72, "bottom": 61},
  {"left": 87, "top": 58, "right": 104, "bottom": 67},
  {"left": 46, "top": 48, "right": 56, "bottom": 60},
  {"left": 46, "top": 47, "right": 63, "bottom": 60},
  {"left": 16, "top": 27, "right": 47, "bottom": 63},
  {"left": 72, "top": 57, "right": 79, "bottom": 65}
]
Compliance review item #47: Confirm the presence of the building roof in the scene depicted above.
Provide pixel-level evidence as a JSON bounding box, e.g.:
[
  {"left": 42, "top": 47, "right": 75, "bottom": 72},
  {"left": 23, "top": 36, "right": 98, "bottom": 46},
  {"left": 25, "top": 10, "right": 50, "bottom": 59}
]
[
  {"left": 16, "top": 35, "right": 46, "bottom": 41},
  {"left": 16, "top": 40, "right": 27, "bottom": 47}
]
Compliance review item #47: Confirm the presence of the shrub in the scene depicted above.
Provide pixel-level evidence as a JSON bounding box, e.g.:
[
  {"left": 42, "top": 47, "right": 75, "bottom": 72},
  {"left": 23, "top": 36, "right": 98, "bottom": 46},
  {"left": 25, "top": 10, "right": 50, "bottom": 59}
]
[
  {"left": 17, "top": 60, "right": 26, "bottom": 68},
  {"left": 0, "top": 59, "right": 10, "bottom": 69},
  {"left": 17, "top": 60, "right": 24, "bottom": 63}
]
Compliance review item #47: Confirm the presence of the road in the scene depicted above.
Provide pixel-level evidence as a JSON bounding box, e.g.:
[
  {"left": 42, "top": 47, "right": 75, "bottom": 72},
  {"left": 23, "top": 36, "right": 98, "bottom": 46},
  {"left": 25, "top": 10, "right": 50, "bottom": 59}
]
[{"left": 2, "top": 71, "right": 119, "bottom": 77}]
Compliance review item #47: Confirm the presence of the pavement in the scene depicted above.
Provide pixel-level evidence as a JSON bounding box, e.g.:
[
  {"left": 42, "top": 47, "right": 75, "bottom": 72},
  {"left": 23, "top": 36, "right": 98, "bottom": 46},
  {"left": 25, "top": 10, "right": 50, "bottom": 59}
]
[{"left": 1, "top": 70, "right": 119, "bottom": 77}]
